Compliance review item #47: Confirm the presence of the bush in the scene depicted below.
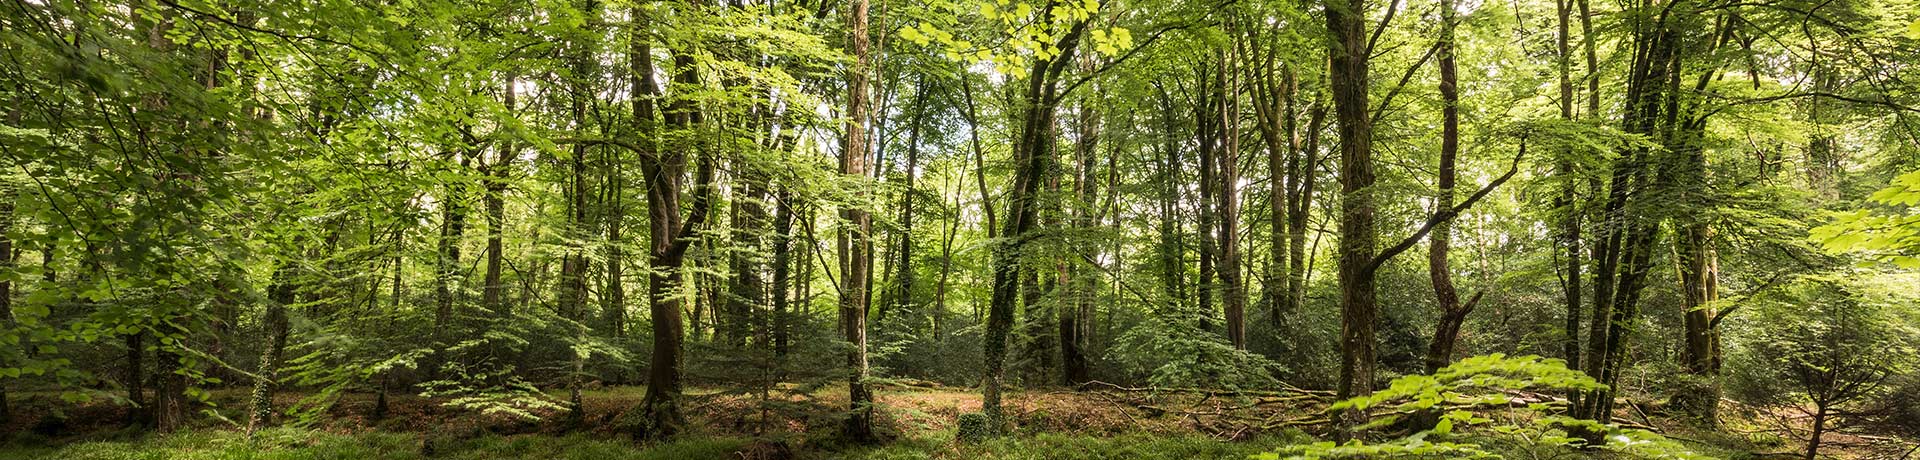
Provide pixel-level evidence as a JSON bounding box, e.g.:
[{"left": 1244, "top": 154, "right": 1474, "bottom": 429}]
[
  {"left": 1256, "top": 354, "right": 1722, "bottom": 460},
  {"left": 955, "top": 412, "right": 994, "bottom": 444}
]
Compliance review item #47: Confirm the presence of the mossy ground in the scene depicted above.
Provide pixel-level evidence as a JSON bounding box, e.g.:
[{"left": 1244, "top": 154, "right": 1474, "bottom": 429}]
[{"left": 0, "top": 385, "right": 1904, "bottom": 459}]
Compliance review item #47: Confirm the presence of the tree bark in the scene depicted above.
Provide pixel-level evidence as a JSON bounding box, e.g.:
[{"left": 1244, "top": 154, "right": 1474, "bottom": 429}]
[
  {"left": 1326, "top": 0, "right": 1379, "bottom": 429},
  {"left": 1555, "top": 0, "right": 1584, "bottom": 373},
  {"left": 772, "top": 187, "right": 794, "bottom": 357},
  {"left": 1216, "top": 48, "right": 1247, "bottom": 350},
  {"left": 1424, "top": 0, "right": 1475, "bottom": 374},
  {"left": 1196, "top": 69, "right": 1219, "bottom": 332},
  {"left": 981, "top": 0, "right": 1089, "bottom": 433},
  {"left": 484, "top": 77, "right": 515, "bottom": 320},
  {"left": 247, "top": 262, "right": 294, "bottom": 434},
  {"left": 629, "top": 2, "right": 717, "bottom": 437},
  {"left": 840, "top": 0, "right": 877, "bottom": 441},
  {"left": 1062, "top": 94, "right": 1099, "bottom": 385},
  {"left": 1805, "top": 405, "right": 1827, "bottom": 460}
]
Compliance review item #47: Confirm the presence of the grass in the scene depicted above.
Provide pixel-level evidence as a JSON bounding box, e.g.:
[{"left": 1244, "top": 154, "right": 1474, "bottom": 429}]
[
  {"left": 0, "top": 427, "right": 1304, "bottom": 460},
  {"left": 0, "top": 428, "right": 755, "bottom": 460}
]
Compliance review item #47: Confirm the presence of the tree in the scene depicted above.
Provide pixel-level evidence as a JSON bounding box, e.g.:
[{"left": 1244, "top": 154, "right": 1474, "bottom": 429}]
[
  {"left": 1727, "top": 275, "right": 1918, "bottom": 460},
  {"left": 840, "top": 0, "right": 878, "bottom": 441},
  {"left": 627, "top": 0, "right": 718, "bottom": 438}
]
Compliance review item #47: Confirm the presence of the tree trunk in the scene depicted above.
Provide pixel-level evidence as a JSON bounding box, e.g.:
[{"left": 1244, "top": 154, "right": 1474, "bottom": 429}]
[
  {"left": 247, "top": 262, "right": 295, "bottom": 434},
  {"left": 727, "top": 178, "right": 768, "bottom": 349},
  {"left": 0, "top": 178, "right": 14, "bottom": 426},
  {"left": 1325, "top": 0, "right": 1379, "bottom": 437},
  {"left": 604, "top": 143, "right": 627, "bottom": 338},
  {"left": 840, "top": 0, "right": 877, "bottom": 441},
  {"left": 893, "top": 82, "right": 928, "bottom": 323},
  {"left": 1062, "top": 95, "right": 1100, "bottom": 385},
  {"left": 1290, "top": 101, "right": 1325, "bottom": 326},
  {"left": 629, "top": 2, "right": 716, "bottom": 437},
  {"left": 1425, "top": 0, "right": 1475, "bottom": 374},
  {"left": 125, "top": 331, "right": 147, "bottom": 427},
  {"left": 1555, "top": 0, "right": 1584, "bottom": 373},
  {"left": 982, "top": 1, "right": 1089, "bottom": 433},
  {"left": 1196, "top": 71, "right": 1219, "bottom": 333},
  {"left": 772, "top": 187, "right": 793, "bottom": 357},
  {"left": 1249, "top": 50, "right": 1300, "bottom": 330},
  {"left": 1216, "top": 49, "right": 1247, "bottom": 350},
  {"left": 1805, "top": 404, "right": 1827, "bottom": 460},
  {"left": 484, "top": 78, "right": 515, "bottom": 320},
  {"left": 429, "top": 154, "right": 470, "bottom": 382},
  {"left": 154, "top": 341, "right": 188, "bottom": 432},
  {"left": 1155, "top": 87, "right": 1188, "bottom": 316}
]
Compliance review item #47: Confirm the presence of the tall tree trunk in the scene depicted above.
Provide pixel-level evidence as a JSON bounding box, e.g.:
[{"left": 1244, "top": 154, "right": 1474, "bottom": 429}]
[
  {"left": 484, "top": 78, "right": 515, "bottom": 320},
  {"left": 0, "top": 179, "right": 15, "bottom": 426},
  {"left": 1155, "top": 87, "right": 1188, "bottom": 315},
  {"left": 1249, "top": 49, "right": 1300, "bottom": 330},
  {"left": 138, "top": 5, "right": 190, "bottom": 433},
  {"left": 1576, "top": 2, "right": 1704, "bottom": 424},
  {"left": 1216, "top": 49, "right": 1247, "bottom": 350},
  {"left": 429, "top": 154, "right": 470, "bottom": 382},
  {"left": 1196, "top": 72, "right": 1219, "bottom": 332},
  {"left": 1554, "top": 0, "right": 1584, "bottom": 374},
  {"left": 125, "top": 331, "right": 147, "bottom": 427},
  {"left": 840, "top": 0, "right": 877, "bottom": 441},
  {"left": 1290, "top": 100, "right": 1325, "bottom": 328},
  {"left": 1424, "top": 0, "right": 1476, "bottom": 374},
  {"left": 981, "top": 1, "right": 1089, "bottom": 433},
  {"left": 772, "top": 187, "right": 793, "bottom": 357},
  {"left": 893, "top": 81, "right": 928, "bottom": 323},
  {"left": 1062, "top": 95, "right": 1099, "bottom": 385},
  {"left": 933, "top": 179, "right": 961, "bottom": 340},
  {"left": 961, "top": 78, "right": 997, "bottom": 239},
  {"left": 1325, "top": 0, "right": 1379, "bottom": 436},
  {"left": 629, "top": 1, "right": 716, "bottom": 437},
  {"left": 604, "top": 142, "right": 627, "bottom": 338}
]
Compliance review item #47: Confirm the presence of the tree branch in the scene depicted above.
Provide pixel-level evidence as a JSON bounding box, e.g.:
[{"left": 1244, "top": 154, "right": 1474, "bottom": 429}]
[{"left": 1364, "top": 137, "right": 1528, "bottom": 278}]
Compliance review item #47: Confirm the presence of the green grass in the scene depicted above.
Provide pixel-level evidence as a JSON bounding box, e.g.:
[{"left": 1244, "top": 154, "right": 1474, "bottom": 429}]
[
  {"left": 848, "top": 432, "right": 1309, "bottom": 460},
  {"left": 0, "top": 429, "right": 752, "bottom": 460},
  {"left": 0, "top": 428, "right": 1303, "bottom": 460}
]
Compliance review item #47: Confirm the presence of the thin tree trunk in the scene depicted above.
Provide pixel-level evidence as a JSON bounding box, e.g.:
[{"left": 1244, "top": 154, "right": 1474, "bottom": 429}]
[
  {"left": 1424, "top": 0, "right": 1475, "bottom": 374},
  {"left": 960, "top": 77, "right": 998, "bottom": 239},
  {"left": 1805, "top": 404, "right": 1828, "bottom": 460},
  {"left": 484, "top": 78, "right": 515, "bottom": 320},
  {"left": 1196, "top": 70, "right": 1219, "bottom": 332},
  {"left": 893, "top": 81, "right": 928, "bottom": 322},
  {"left": 772, "top": 187, "right": 793, "bottom": 357},
  {"left": 1216, "top": 49, "right": 1247, "bottom": 350},
  {"left": 1155, "top": 87, "right": 1188, "bottom": 316},
  {"left": 1290, "top": 100, "right": 1325, "bottom": 325},
  {"left": 1554, "top": 0, "right": 1584, "bottom": 373},
  {"left": 1062, "top": 95, "right": 1099, "bottom": 385}
]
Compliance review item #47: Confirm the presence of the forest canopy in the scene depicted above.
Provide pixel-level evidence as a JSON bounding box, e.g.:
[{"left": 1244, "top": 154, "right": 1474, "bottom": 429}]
[{"left": 2, "top": 0, "right": 1920, "bottom": 458}]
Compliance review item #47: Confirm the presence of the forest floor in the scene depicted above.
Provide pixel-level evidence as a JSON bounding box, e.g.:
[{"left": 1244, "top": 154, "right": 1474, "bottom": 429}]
[{"left": 0, "top": 383, "right": 1912, "bottom": 459}]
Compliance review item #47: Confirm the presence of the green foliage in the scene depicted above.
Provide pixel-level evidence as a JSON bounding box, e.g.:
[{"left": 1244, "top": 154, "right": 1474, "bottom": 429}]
[
  {"left": 0, "top": 428, "right": 752, "bottom": 460},
  {"left": 1110, "top": 318, "right": 1281, "bottom": 390},
  {"left": 1258, "top": 355, "right": 1717, "bottom": 460},
  {"left": 1813, "top": 170, "right": 1920, "bottom": 268},
  {"left": 956, "top": 412, "right": 995, "bottom": 443},
  {"left": 1725, "top": 273, "right": 1920, "bottom": 409},
  {"left": 854, "top": 431, "right": 1306, "bottom": 460}
]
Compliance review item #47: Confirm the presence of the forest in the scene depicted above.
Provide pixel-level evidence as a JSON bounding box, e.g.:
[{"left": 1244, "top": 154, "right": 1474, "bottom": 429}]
[{"left": 2, "top": 0, "right": 1920, "bottom": 458}]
